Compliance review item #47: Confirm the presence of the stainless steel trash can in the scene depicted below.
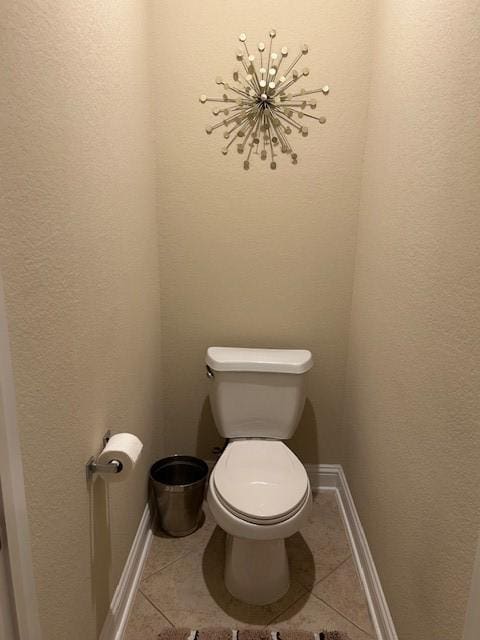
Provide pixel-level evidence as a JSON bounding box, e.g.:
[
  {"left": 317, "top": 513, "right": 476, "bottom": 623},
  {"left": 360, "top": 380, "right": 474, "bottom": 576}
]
[{"left": 150, "top": 455, "right": 208, "bottom": 537}]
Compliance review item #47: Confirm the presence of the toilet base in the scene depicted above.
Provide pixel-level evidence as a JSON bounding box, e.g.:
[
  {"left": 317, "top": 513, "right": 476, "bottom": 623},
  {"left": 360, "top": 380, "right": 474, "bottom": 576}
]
[{"left": 224, "top": 534, "right": 290, "bottom": 605}]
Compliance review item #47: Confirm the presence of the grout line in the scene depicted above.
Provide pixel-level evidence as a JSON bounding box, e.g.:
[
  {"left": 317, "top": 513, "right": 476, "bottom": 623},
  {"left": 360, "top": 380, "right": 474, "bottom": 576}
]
[
  {"left": 311, "top": 592, "right": 374, "bottom": 638},
  {"left": 142, "top": 546, "right": 197, "bottom": 581},
  {"left": 311, "top": 554, "right": 352, "bottom": 588},
  {"left": 139, "top": 589, "right": 176, "bottom": 627},
  {"left": 136, "top": 491, "right": 374, "bottom": 636},
  {"left": 266, "top": 568, "right": 374, "bottom": 638},
  {"left": 263, "top": 581, "right": 309, "bottom": 628},
  {"left": 142, "top": 516, "right": 215, "bottom": 581}
]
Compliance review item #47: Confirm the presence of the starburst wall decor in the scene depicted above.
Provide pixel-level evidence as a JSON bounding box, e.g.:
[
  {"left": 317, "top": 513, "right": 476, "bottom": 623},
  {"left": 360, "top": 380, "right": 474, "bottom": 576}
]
[{"left": 199, "top": 29, "right": 330, "bottom": 170}]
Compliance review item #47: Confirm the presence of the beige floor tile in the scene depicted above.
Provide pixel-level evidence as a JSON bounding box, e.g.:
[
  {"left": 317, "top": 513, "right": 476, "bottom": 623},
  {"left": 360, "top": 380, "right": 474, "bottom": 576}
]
[
  {"left": 313, "top": 557, "right": 375, "bottom": 636},
  {"left": 130, "top": 491, "right": 371, "bottom": 636},
  {"left": 124, "top": 592, "right": 172, "bottom": 640},
  {"left": 269, "top": 592, "right": 371, "bottom": 640},
  {"left": 287, "top": 490, "right": 352, "bottom": 589},
  {"left": 144, "top": 504, "right": 216, "bottom": 579},
  {"left": 141, "top": 526, "right": 307, "bottom": 627}
]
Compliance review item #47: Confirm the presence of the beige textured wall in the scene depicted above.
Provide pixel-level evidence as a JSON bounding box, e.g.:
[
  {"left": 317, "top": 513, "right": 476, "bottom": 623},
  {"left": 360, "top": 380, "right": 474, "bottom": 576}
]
[
  {"left": 1, "top": 1, "right": 162, "bottom": 638},
  {"left": 343, "top": 1, "right": 480, "bottom": 637},
  {"left": 4, "top": 1, "right": 479, "bottom": 637},
  {"left": 151, "top": 0, "right": 376, "bottom": 463}
]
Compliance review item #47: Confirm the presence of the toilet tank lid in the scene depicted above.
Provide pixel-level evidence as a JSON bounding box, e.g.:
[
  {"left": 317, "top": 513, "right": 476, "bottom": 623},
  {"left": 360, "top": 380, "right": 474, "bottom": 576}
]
[{"left": 205, "top": 347, "right": 313, "bottom": 374}]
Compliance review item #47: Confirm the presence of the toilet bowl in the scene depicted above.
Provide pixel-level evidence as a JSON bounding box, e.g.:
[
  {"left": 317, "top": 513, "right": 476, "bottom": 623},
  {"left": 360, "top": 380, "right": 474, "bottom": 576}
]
[
  {"left": 205, "top": 346, "right": 314, "bottom": 605},
  {"left": 207, "top": 439, "right": 312, "bottom": 605}
]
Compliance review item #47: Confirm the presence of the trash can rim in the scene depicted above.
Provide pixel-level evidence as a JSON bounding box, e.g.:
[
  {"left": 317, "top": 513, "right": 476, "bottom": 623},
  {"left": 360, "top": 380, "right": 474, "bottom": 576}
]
[{"left": 150, "top": 454, "right": 209, "bottom": 489}]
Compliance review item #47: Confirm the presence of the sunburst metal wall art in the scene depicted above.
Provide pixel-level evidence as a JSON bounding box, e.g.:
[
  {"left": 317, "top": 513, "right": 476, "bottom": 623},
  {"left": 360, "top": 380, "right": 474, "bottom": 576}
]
[{"left": 199, "top": 29, "right": 330, "bottom": 170}]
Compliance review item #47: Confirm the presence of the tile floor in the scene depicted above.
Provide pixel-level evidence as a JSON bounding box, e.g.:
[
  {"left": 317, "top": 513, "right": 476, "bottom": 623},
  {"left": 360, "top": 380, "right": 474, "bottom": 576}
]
[{"left": 125, "top": 491, "right": 376, "bottom": 640}]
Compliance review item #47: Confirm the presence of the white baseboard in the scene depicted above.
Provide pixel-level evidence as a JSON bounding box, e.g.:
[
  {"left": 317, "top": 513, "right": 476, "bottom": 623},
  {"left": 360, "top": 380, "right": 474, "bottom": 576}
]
[
  {"left": 304, "top": 462, "right": 339, "bottom": 489},
  {"left": 305, "top": 464, "right": 398, "bottom": 640},
  {"left": 100, "top": 504, "right": 153, "bottom": 640},
  {"left": 104, "top": 464, "right": 397, "bottom": 640}
]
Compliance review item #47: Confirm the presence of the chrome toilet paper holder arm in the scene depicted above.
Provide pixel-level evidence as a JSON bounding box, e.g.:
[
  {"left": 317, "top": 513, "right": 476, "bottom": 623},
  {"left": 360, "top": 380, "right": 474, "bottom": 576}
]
[{"left": 85, "top": 430, "right": 122, "bottom": 480}]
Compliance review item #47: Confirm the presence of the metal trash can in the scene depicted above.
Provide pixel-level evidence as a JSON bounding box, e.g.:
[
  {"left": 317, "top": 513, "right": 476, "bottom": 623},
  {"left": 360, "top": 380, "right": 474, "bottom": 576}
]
[{"left": 150, "top": 455, "right": 208, "bottom": 537}]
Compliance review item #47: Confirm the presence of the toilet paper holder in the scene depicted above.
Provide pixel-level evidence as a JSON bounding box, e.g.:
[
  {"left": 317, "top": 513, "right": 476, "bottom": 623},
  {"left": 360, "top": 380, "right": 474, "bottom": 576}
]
[{"left": 86, "top": 430, "right": 123, "bottom": 480}]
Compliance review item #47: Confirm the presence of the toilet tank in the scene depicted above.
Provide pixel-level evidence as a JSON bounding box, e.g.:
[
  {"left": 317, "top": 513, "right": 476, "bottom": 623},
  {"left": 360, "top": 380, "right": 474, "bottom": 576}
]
[{"left": 205, "top": 347, "right": 313, "bottom": 439}]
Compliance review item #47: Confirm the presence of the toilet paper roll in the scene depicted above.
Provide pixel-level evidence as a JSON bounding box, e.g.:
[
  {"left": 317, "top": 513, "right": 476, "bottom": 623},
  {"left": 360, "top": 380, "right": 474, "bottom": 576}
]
[{"left": 97, "top": 433, "right": 143, "bottom": 483}]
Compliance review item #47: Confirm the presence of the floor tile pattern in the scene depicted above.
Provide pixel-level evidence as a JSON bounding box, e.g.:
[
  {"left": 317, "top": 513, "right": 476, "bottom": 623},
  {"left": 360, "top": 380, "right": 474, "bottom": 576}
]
[{"left": 125, "top": 491, "right": 376, "bottom": 640}]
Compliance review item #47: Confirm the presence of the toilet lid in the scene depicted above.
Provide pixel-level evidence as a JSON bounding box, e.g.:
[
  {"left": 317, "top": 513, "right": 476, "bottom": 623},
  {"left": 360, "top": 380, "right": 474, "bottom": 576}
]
[{"left": 213, "top": 440, "right": 309, "bottom": 523}]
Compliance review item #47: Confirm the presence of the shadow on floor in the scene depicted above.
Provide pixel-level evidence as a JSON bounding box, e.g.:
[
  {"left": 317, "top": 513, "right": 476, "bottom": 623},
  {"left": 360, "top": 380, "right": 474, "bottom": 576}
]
[{"left": 201, "top": 527, "right": 315, "bottom": 622}]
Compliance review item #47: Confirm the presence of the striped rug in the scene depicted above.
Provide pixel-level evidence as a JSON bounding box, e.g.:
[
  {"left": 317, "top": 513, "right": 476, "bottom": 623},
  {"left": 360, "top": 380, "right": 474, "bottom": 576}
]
[{"left": 157, "top": 629, "right": 350, "bottom": 640}]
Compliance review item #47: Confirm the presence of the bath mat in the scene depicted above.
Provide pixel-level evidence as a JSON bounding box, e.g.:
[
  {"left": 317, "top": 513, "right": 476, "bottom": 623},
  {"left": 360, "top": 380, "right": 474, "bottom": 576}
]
[{"left": 157, "top": 629, "right": 350, "bottom": 640}]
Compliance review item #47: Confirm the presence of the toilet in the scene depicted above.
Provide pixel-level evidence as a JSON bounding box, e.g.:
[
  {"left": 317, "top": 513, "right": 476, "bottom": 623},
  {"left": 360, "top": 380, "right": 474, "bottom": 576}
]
[{"left": 205, "top": 346, "right": 313, "bottom": 606}]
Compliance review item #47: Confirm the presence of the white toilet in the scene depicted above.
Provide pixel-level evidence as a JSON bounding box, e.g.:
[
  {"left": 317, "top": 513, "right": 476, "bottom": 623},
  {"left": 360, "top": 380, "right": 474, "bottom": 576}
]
[{"left": 205, "top": 346, "right": 313, "bottom": 606}]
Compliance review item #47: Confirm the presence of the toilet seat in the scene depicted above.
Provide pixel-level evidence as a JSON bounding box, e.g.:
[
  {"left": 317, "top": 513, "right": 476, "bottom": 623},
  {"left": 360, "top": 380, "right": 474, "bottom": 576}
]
[{"left": 212, "top": 440, "right": 309, "bottom": 525}]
